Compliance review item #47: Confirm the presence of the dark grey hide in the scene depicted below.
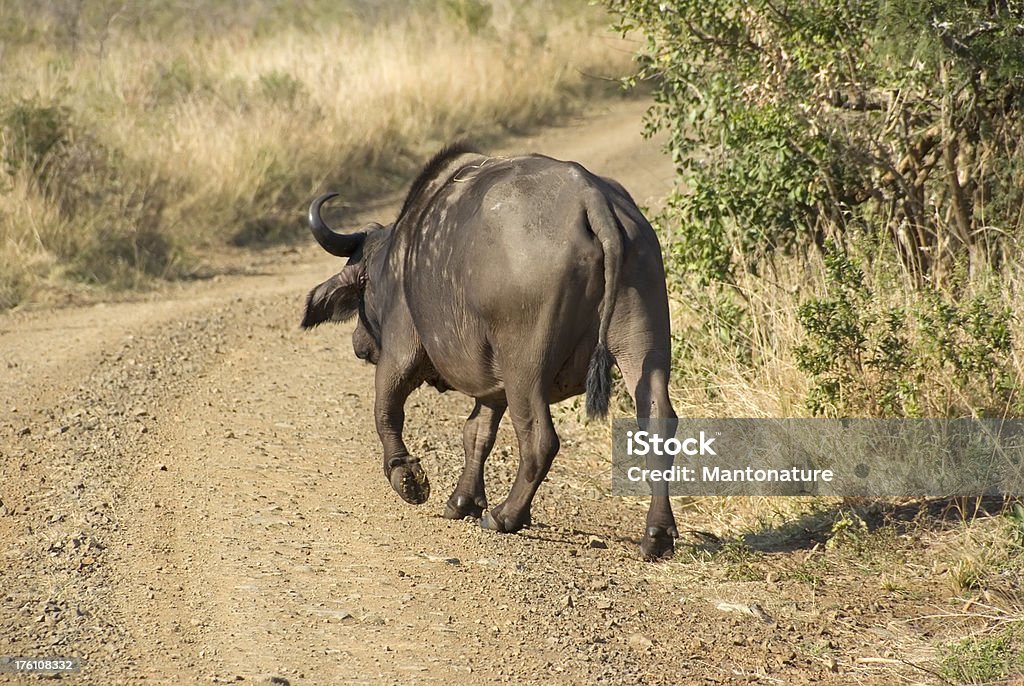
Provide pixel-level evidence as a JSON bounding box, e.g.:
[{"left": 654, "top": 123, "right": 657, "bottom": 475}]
[{"left": 301, "top": 144, "right": 679, "bottom": 560}]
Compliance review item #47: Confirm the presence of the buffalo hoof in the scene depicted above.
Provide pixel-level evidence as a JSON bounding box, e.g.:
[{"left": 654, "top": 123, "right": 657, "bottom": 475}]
[
  {"left": 442, "top": 494, "right": 487, "bottom": 520},
  {"left": 479, "top": 507, "right": 530, "bottom": 533},
  {"left": 640, "top": 525, "right": 678, "bottom": 561},
  {"left": 389, "top": 460, "right": 431, "bottom": 505}
]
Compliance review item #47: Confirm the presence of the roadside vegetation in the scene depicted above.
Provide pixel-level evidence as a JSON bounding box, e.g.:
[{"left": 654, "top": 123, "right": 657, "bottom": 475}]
[
  {"left": 608, "top": 0, "right": 1024, "bottom": 420},
  {"left": 0, "top": 0, "right": 631, "bottom": 308},
  {"left": 607, "top": 1, "right": 1024, "bottom": 681}
]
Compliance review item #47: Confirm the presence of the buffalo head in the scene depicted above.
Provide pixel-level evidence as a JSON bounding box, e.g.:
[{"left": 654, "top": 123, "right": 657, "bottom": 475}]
[{"left": 300, "top": 193, "right": 389, "bottom": 366}]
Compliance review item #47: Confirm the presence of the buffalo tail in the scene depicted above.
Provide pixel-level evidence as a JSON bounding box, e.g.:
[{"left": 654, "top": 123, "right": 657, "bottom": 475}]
[
  {"left": 585, "top": 342, "right": 613, "bottom": 418},
  {"left": 584, "top": 188, "right": 623, "bottom": 419}
]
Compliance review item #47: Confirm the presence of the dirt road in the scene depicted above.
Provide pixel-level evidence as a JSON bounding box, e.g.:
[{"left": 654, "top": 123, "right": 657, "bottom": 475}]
[{"left": 1, "top": 99, "right": 951, "bottom": 685}]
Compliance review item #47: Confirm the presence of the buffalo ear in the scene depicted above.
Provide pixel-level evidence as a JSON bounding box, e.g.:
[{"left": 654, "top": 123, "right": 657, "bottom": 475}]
[{"left": 301, "top": 265, "right": 362, "bottom": 328}]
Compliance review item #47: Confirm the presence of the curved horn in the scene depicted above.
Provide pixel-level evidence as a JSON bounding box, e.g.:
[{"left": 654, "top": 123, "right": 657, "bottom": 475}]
[{"left": 308, "top": 193, "right": 367, "bottom": 257}]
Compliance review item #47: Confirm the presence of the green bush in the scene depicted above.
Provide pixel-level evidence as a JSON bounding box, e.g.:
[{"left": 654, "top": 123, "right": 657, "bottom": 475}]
[
  {"left": 794, "top": 242, "right": 1018, "bottom": 417},
  {"left": 795, "top": 245, "right": 912, "bottom": 416},
  {"left": 609, "top": 0, "right": 1024, "bottom": 283},
  {"left": 609, "top": 0, "right": 1024, "bottom": 416}
]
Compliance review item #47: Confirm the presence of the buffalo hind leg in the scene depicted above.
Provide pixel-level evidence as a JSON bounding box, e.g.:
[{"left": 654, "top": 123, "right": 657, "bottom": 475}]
[
  {"left": 480, "top": 388, "right": 558, "bottom": 533},
  {"left": 617, "top": 350, "right": 679, "bottom": 560},
  {"left": 443, "top": 399, "right": 506, "bottom": 520}
]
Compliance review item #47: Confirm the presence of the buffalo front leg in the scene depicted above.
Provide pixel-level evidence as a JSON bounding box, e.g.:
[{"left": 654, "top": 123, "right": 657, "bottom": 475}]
[
  {"left": 480, "top": 388, "right": 558, "bottom": 533},
  {"left": 443, "top": 399, "right": 506, "bottom": 520},
  {"left": 374, "top": 356, "right": 430, "bottom": 505}
]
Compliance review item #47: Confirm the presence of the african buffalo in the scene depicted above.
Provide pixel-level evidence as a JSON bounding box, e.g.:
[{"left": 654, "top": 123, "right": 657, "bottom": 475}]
[{"left": 301, "top": 144, "right": 679, "bottom": 560}]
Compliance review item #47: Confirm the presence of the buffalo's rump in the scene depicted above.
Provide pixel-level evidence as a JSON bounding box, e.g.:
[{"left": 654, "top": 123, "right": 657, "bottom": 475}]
[{"left": 398, "top": 155, "right": 639, "bottom": 403}]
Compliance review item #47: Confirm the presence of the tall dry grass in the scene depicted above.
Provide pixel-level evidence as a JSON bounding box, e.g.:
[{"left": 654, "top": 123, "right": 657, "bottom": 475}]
[{"left": 0, "top": 0, "right": 634, "bottom": 308}]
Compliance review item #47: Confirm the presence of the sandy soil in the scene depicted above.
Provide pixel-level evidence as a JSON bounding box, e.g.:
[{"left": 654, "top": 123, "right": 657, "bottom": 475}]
[{"left": 1, "top": 99, "right": 963, "bottom": 685}]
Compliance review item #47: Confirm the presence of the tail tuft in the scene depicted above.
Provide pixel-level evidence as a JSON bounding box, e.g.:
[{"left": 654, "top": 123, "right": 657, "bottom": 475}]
[{"left": 585, "top": 343, "right": 613, "bottom": 419}]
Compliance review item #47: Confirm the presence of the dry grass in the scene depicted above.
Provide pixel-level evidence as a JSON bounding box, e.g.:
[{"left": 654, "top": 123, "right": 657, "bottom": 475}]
[
  {"left": 0, "top": 173, "right": 64, "bottom": 304},
  {"left": 0, "top": 0, "right": 633, "bottom": 308},
  {"left": 666, "top": 282, "right": 810, "bottom": 419},
  {"left": 663, "top": 246, "right": 1024, "bottom": 420}
]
